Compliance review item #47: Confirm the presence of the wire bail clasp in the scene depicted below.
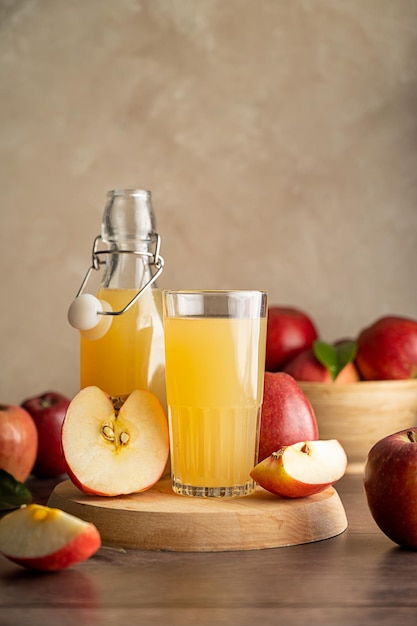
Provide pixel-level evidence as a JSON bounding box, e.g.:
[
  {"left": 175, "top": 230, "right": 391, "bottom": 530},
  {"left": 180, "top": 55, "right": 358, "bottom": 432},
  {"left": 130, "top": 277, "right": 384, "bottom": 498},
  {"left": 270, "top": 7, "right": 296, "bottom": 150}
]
[{"left": 74, "top": 233, "right": 164, "bottom": 318}]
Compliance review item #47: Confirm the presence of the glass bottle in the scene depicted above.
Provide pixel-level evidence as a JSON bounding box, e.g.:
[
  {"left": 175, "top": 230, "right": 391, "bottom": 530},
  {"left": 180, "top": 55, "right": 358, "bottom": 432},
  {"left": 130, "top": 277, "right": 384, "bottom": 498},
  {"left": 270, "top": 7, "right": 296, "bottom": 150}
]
[{"left": 68, "top": 189, "right": 166, "bottom": 412}]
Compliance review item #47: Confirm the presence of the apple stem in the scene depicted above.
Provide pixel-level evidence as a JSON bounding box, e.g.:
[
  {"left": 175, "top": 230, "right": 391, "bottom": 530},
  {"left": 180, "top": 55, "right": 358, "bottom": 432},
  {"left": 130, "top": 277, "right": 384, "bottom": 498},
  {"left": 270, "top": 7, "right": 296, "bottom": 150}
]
[
  {"left": 407, "top": 430, "right": 417, "bottom": 443},
  {"left": 112, "top": 396, "right": 125, "bottom": 416},
  {"left": 39, "top": 397, "right": 54, "bottom": 409}
]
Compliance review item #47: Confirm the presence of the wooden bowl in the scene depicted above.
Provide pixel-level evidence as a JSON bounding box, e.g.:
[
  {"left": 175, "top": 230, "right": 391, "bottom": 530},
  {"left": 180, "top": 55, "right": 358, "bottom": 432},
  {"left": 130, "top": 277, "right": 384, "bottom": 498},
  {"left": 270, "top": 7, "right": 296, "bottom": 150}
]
[{"left": 298, "top": 380, "right": 417, "bottom": 474}]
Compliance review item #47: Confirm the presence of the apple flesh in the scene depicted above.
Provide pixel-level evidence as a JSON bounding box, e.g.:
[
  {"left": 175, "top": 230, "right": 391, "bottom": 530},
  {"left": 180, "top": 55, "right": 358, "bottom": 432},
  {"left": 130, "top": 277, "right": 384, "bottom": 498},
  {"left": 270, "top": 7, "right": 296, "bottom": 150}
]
[
  {"left": 265, "top": 306, "right": 318, "bottom": 372},
  {"left": 258, "top": 372, "right": 319, "bottom": 462},
  {"left": 356, "top": 315, "right": 417, "bottom": 380},
  {"left": 282, "top": 348, "right": 360, "bottom": 383},
  {"left": 0, "top": 503, "right": 101, "bottom": 571},
  {"left": 21, "top": 391, "right": 70, "bottom": 478},
  {"left": 251, "top": 439, "right": 347, "bottom": 498},
  {"left": 364, "top": 428, "right": 417, "bottom": 549},
  {"left": 0, "top": 404, "right": 38, "bottom": 482},
  {"left": 62, "top": 386, "right": 169, "bottom": 496}
]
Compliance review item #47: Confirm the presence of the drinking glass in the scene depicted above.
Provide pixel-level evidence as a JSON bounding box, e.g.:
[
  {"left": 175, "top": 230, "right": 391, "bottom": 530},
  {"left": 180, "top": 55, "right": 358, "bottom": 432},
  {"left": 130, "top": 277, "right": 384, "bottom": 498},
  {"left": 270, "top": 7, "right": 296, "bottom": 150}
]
[{"left": 163, "top": 290, "right": 267, "bottom": 498}]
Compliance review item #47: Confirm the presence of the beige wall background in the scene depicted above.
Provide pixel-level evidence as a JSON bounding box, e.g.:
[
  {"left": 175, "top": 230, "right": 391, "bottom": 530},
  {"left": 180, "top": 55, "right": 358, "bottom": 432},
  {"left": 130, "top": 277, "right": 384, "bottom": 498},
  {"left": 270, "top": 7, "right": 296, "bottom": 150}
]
[{"left": 2, "top": 0, "right": 417, "bottom": 404}]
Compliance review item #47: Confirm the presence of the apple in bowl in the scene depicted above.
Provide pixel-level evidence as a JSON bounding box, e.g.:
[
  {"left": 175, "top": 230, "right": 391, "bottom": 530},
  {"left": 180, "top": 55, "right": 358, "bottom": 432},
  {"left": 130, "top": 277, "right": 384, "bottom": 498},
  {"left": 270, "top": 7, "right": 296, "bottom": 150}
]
[
  {"left": 356, "top": 315, "right": 417, "bottom": 380},
  {"left": 251, "top": 439, "right": 347, "bottom": 498},
  {"left": 62, "top": 386, "right": 169, "bottom": 496},
  {"left": 282, "top": 347, "right": 360, "bottom": 383},
  {"left": 265, "top": 306, "right": 318, "bottom": 372}
]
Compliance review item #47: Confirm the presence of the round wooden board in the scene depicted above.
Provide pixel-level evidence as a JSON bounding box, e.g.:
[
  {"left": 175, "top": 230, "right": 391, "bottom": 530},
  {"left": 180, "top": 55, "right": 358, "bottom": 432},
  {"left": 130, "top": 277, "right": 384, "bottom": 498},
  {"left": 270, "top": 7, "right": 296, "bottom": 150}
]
[{"left": 48, "top": 478, "right": 348, "bottom": 552}]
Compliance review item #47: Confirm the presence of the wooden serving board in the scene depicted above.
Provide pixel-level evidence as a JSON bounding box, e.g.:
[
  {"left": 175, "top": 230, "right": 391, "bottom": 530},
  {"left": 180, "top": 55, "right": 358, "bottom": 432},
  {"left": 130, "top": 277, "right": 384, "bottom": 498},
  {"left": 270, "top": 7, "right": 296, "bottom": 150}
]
[{"left": 48, "top": 478, "right": 347, "bottom": 552}]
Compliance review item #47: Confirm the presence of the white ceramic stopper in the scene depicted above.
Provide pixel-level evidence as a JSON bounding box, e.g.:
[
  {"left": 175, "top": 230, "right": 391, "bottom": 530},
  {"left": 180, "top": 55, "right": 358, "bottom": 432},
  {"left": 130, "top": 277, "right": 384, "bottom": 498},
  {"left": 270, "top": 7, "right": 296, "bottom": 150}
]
[{"left": 67, "top": 294, "right": 113, "bottom": 339}]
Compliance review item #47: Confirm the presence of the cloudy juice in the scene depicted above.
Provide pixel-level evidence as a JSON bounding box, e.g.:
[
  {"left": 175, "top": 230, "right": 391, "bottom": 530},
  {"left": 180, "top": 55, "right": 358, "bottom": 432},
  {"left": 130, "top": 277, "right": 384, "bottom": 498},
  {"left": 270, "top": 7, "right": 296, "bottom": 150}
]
[
  {"left": 80, "top": 287, "right": 166, "bottom": 411},
  {"left": 164, "top": 315, "right": 266, "bottom": 490}
]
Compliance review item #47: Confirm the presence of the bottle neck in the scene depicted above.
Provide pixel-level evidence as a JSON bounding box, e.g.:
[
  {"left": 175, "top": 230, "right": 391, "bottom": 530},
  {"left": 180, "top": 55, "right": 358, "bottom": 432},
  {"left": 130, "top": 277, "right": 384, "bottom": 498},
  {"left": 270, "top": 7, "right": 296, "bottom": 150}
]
[
  {"left": 100, "top": 189, "right": 160, "bottom": 290},
  {"left": 102, "top": 189, "right": 157, "bottom": 249},
  {"left": 101, "top": 243, "right": 158, "bottom": 290}
]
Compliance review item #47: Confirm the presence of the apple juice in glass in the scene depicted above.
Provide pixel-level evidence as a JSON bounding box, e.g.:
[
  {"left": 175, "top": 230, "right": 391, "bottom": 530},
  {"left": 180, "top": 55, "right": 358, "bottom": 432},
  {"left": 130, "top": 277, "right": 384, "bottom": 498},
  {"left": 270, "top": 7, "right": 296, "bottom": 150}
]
[
  {"left": 163, "top": 290, "right": 267, "bottom": 498},
  {"left": 68, "top": 189, "right": 166, "bottom": 411}
]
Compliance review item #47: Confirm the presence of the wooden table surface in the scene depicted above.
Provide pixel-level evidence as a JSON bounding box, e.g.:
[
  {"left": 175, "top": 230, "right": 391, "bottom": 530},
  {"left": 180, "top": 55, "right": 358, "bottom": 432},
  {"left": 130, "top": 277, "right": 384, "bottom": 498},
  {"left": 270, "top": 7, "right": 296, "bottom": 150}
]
[{"left": 1, "top": 473, "right": 416, "bottom": 626}]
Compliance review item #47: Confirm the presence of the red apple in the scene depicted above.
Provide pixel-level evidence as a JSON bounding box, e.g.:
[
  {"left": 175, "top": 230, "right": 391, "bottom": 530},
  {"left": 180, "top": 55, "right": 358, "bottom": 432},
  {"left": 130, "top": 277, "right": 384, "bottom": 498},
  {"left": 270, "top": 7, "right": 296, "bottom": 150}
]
[
  {"left": 62, "top": 386, "right": 169, "bottom": 496},
  {"left": 356, "top": 316, "right": 417, "bottom": 380},
  {"left": 251, "top": 439, "right": 347, "bottom": 498},
  {"left": 258, "top": 372, "right": 319, "bottom": 462},
  {"left": 265, "top": 306, "right": 318, "bottom": 372},
  {"left": 364, "top": 428, "right": 417, "bottom": 549},
  {"left": 0, "top": 404, "right": 38, "bottom": 482},
  {"left": 0, "top": 503, "right": 101, "bottom": 570},
  {"left": 21, "top": 391, "right": 70, "bottom": 478},
  {"left": 282, "top": 348, "right": 360, "bottom": 383}
]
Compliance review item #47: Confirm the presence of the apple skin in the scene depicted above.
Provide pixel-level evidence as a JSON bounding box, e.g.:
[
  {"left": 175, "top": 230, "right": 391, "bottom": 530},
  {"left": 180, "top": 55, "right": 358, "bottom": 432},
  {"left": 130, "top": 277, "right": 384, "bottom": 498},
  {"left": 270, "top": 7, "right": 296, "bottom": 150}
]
[
  {"left": 282, "top": 348, "right": 360, "bottom": 383},
  {"left": 251, "top": 439, "right": 347, "bottom": 498},
  {"left": 21, "top": 391, "right": 70, "bottom": 478},
  {"left": 265, "top": 306, "right": 318, "bottom": 372},
  {"left": 0, "top": 503, "right": 101, "bottom": 571},
  {"left": 258, "top": 372, "right": 319, "bottom": 462},
  {"left": 0, "top": 404, "right": 38, "bottom": 482},
  {"left": 356, "top": 316, "right": 417, "bottom": 380},
  {"left": 364, "top": 428, "right": 417, "bottom": 549}
]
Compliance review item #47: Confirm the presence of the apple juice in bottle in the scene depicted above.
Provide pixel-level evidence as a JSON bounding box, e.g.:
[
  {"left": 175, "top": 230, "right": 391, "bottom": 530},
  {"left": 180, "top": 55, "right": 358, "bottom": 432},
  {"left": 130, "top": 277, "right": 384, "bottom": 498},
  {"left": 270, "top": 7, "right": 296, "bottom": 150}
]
[{"left": 69, "top": 189, "right": 166, "bottom": 413}]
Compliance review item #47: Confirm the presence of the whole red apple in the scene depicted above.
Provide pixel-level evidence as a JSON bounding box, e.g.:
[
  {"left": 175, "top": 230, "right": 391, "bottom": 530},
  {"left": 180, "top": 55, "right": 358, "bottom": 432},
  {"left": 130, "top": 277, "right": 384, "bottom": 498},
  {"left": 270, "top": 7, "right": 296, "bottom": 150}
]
[
  {"left": 21, "top": 391, "right": 70, "bottom": 478},
  {"left": 356, "top": 316, "right": 417, "bottom": 380},
  {"left": 282, "top": 348, "right": 360, "bottom": 383},
  {"left": 265, "top": 306, "right": 318, "bottom": 372},
  {"left": 0, "top": 404, "right": 38, "bottom": 482},
  {"left": 258, "top": 372, "right": 319, "bottom": 462},
  {"left": 364, "top": 428, "right": 417, "bottom": 549}
]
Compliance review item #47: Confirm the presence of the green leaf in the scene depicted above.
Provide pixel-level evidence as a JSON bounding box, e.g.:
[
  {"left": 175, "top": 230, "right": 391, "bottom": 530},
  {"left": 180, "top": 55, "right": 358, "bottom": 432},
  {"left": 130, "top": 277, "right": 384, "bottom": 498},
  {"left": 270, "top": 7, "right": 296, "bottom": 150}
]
[
  {"left": 0, "top": 469, "right": 33, "bottom": 510},
  {"left": 313, "top": 339, "right": 357, "bottom": 382}
]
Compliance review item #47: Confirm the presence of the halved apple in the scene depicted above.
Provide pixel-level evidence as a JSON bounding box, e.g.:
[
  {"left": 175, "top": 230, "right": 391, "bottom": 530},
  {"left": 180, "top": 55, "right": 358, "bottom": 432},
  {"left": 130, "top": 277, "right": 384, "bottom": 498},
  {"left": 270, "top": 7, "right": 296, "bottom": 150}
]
[
  {"left": 0, "top": 504, "right": 101, "bottom": 571},
  {"left": 62, "top": 386, "right": 169, "bottom": 496},
  {"left": 250, "top": 439, "right": 347, "bottom": 498}
]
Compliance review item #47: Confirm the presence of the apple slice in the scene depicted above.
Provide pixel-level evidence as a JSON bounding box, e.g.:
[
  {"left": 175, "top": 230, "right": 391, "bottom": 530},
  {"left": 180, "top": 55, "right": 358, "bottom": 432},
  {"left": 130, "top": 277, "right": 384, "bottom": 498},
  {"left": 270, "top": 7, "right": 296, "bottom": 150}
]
[
  {"left": 250, "top": 439, "right": 347, "bottom": 498},
  {"left": 62, "top": 386, "right": 169, "bottom": 496},
  {"left": 0, "top": 504, "right": 101, "bottom": 571}
]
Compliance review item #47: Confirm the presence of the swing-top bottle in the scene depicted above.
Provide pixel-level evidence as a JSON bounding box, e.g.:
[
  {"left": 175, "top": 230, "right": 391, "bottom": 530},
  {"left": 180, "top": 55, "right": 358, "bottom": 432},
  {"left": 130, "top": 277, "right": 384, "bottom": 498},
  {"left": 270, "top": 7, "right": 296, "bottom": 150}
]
[{"left": 68, "top": 189, "right": 166, "bottom": 412}]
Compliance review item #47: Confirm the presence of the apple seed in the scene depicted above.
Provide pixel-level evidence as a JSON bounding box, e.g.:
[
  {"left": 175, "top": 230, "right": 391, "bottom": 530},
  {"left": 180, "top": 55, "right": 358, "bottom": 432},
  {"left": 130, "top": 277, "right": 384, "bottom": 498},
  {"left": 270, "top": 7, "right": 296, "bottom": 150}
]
[
  {"left": 272, "top": 442, "right": 312, "bottom": 460},
  {"left": 119, "top": 431, "right": 130, "bottom": 445},
  {"left": 101, "top": 422, "right": 130, "bottom": 446},
  {"left": 101, "top": 423, "right": 115, "bottom": 442}
]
